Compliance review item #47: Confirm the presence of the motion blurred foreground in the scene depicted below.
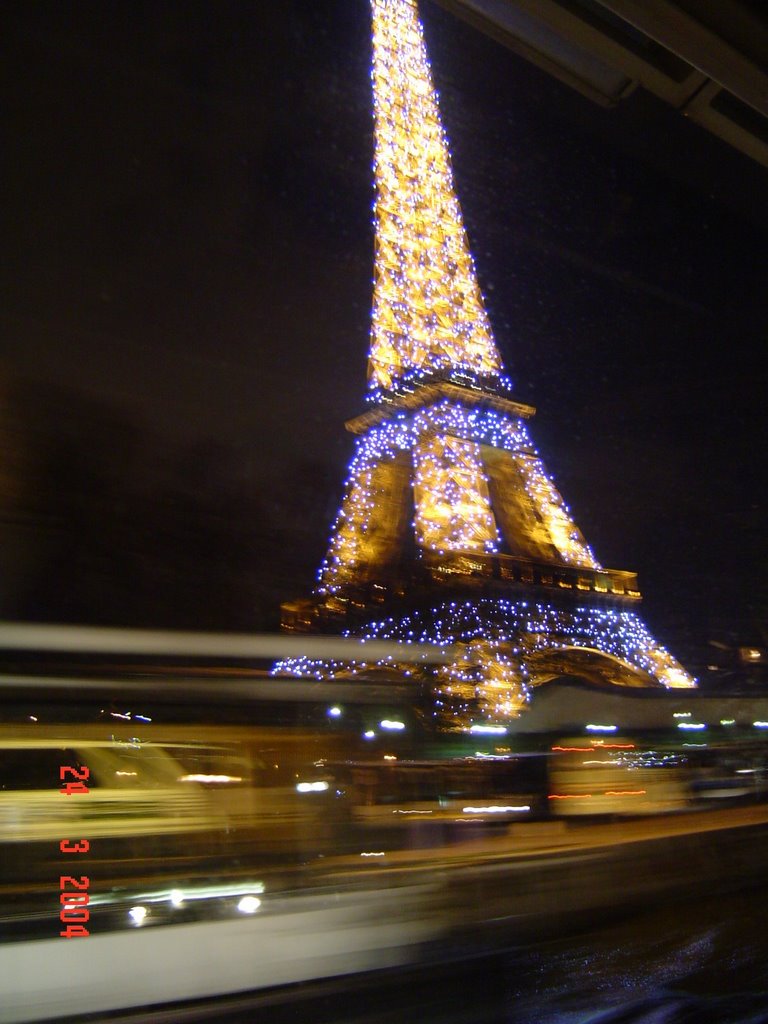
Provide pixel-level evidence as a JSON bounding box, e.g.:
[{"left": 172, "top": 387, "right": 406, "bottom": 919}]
[{"left": 2, "top": 627, "right": 768, "bottom": 1023}]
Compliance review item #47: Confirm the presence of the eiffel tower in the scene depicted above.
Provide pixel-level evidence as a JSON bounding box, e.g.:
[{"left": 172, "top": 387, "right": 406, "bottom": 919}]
[{"left": 279, "top": 0, "right": 695, "bottom": 725}]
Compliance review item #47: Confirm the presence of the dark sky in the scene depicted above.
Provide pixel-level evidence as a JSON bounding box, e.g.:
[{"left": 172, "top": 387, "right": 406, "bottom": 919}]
[{"left": 1, "top": 1, "right": 766, "bottom": 663}]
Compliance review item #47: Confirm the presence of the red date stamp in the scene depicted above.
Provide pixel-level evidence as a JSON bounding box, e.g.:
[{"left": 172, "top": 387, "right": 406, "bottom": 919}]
[{"left": 59, "top": 764, "right": 90, "bottom": 938}]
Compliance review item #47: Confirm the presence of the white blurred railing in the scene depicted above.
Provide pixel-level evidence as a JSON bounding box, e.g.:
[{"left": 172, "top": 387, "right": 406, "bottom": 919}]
[{"left": 0, "top": 623, "right": 454, "bottom": 663}]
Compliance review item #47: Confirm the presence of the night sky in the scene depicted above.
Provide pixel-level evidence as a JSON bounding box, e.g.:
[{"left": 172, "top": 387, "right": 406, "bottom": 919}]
[{"left": 2, "top": 1, "right": 766, "bottom": 671}]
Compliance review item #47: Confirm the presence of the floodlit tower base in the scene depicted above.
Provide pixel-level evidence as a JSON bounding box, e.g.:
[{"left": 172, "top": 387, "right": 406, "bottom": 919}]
[
  {"left": 280, "top": 593, "right": 694, "bottom": 728},
  {"left": 278, "top": 379, "right": 694, "bottom": 729}
]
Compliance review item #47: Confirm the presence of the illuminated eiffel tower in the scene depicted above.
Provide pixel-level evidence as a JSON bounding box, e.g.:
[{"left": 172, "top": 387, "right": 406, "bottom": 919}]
[{"left": 279, "top": 0, "right": 695, "bottom": 726}]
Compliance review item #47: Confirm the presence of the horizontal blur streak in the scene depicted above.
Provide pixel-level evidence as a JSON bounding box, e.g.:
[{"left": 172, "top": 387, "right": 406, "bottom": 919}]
[
  {"left": 0, "top": 673, "right": 423, "bottom": 704},
  {"left": 0, "top": 623, "right": 455, "bottom": 663}
]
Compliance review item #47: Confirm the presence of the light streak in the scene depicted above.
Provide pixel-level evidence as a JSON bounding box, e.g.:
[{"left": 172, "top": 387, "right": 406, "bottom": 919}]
[
  {"left": 461, "top": 805, "right": 530, "bottom": 814},
  {"left": 553, "top": 743, "right": 635, "bottom": 752},
  {"left": 296, "top": 781, "right": 329, "bottom": 793},
  {"left": 180, "top": 774, "right": 243, "bottom": 784}
]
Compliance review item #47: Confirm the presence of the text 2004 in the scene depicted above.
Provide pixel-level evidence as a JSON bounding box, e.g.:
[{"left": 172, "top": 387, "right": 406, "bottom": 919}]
[{"left": 59, "top": 764, "right": 90, "bottom": 939}]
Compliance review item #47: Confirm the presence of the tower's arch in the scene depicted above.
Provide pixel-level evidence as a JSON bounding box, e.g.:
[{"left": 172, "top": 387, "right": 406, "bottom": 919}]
[{"left": 523, "top": 647, "right": 667, "bottom": 690}]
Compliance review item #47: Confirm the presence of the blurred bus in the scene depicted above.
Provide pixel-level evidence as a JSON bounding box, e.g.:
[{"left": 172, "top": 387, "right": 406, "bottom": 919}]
[{"left": 547, "top": 737, "right": 689, "bottom": 816}]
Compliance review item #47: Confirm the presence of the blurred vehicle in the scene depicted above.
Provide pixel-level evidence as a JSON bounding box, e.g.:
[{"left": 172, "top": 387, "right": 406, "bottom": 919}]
[
  {"left": 329, "top": 755, "right": 548, "bottom": 848},
  {"left": 0, "top": 723, "right": 346, "bottom": 883},
  {"left": 0, "top": 733, "right": 209, "bottom": 842},
  {"left": 547, "top": 737, "right": 689, "bottom": 816}
]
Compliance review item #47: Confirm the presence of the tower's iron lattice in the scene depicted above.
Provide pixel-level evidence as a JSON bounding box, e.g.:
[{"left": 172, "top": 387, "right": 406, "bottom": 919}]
[{"left": 278, "top": 0, "right": 694, "bottom": 727}]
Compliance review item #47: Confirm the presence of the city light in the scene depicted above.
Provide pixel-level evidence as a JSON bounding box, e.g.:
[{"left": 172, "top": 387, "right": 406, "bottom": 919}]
[
  {"left": 237, "top": 896, "right": 261, "bottom": 914},
  {"left": 128, "top": 906, "right": 147, "bottom": 926}
]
